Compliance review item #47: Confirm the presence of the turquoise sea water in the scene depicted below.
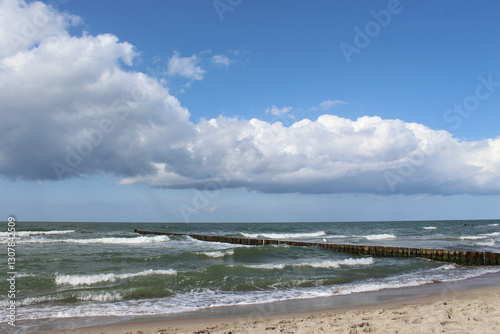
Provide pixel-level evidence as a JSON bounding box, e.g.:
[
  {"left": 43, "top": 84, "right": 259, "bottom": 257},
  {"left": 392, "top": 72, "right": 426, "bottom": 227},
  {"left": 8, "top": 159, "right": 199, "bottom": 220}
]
[{"left": 1, "top": 220, "right": 500, "bottom": 333}]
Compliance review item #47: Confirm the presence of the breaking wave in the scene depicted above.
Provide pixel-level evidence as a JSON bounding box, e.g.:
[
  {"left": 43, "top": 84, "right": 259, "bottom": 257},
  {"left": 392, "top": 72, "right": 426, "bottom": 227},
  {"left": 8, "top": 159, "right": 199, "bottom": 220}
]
[
  {"left": 16, "top": 235, "right": 170, "bottom": 245},
  {"left": 363, "top": 234, "right": 396, "bottom": 240},
  {"left": 240, "top": 231, "right": 326, "bottom": 239},
  {"left": 244, "top": 257, "right": 374, "bottom": 270},
  {"left": 55, "top": 269, "right": 177, "bottom": 286}
]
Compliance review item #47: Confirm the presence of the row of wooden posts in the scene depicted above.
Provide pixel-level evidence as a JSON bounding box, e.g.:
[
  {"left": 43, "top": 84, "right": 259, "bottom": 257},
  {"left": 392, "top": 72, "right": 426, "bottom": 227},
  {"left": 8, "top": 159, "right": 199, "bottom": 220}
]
[{"left": 134, "top": 229, "right": 500, "bottom": 266}]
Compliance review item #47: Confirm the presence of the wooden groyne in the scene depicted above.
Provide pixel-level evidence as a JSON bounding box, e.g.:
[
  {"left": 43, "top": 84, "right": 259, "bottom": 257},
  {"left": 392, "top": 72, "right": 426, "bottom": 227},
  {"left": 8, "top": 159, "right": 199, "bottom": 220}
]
[{"left": 134, "top": 229, "right": 500, "bottom": 266}]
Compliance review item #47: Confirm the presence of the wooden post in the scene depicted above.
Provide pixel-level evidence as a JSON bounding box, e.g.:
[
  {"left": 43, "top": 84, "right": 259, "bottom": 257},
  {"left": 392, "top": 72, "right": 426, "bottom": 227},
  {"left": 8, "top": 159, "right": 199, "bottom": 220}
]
[{"left": 442, "top": 250, "right": 450, "bottom": 262}]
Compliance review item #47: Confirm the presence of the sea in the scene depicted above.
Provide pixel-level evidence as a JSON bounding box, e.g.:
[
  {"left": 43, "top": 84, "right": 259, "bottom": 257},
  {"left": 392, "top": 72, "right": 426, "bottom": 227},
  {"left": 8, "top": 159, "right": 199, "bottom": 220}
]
[{"left": 2, "top": 220, "right": 500, "bottom": 333}]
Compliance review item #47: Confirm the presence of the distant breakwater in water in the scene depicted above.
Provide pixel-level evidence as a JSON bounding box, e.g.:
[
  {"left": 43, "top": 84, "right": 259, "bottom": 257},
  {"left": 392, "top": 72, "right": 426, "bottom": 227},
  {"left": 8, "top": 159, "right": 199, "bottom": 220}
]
[{"left": 134, "top": 229, "right": 500, "bottom": 266}]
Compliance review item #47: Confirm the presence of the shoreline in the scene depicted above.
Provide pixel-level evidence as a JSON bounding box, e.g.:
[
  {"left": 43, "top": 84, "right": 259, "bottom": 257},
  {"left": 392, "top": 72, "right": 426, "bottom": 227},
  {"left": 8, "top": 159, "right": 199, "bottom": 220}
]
[{"left": 35, "top": 271, "right": 500, "bottom": 334}]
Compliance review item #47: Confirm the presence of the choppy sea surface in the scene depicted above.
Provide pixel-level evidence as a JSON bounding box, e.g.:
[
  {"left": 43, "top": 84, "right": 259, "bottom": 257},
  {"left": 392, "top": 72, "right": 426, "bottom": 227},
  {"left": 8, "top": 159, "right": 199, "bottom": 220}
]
[{"left": 1, "top": 220, "right": 500, "bottom": 333}]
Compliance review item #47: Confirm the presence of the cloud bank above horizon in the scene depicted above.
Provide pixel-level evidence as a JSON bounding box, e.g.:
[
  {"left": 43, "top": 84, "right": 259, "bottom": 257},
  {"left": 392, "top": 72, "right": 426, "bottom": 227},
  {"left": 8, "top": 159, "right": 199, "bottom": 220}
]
[{"left": 2, "top": 0, "right": 500, "bottom": 196}]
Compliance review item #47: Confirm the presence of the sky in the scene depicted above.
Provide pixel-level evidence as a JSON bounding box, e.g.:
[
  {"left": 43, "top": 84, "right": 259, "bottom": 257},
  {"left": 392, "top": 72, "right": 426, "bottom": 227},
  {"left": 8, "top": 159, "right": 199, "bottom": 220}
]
[{"left": 1, "top": 0, "right": 500, "bottom": 223}]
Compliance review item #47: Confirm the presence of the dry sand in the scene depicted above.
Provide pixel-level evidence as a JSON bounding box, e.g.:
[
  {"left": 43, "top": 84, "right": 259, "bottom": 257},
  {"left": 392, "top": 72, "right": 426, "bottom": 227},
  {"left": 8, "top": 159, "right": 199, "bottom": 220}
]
[{"left": 41, "top": 285, "right": 500, "bottom": 334}]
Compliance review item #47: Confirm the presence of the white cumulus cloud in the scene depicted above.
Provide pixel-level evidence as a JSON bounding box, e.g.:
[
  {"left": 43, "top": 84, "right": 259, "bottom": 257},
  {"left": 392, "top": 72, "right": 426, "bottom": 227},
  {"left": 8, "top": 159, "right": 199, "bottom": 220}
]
[
  {"left": 2, "top": 0, "right": 500, "bottom": 197},
  {"left": 118, "top": 114, "right": 500, "bottom": 195},
  {"left": 167, "top": 51, "right": 205, "bottom": 81},
  {"left": 0, "top": 0, "right": 81, "bottom": 59},
  {"left": 265, "top": 105, "right": 293, "bottom": 116},
  {"left": 211, "top": 54, "right": 230, "bottom": 67},
  {"left": 320, "top": 99, "right": 348, "bottom": 110}
]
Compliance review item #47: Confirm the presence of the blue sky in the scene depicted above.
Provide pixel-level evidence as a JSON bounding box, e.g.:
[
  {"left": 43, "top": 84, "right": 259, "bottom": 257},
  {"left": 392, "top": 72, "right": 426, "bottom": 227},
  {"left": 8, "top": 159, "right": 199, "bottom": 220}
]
[
  {"left": 59, "top": 0, "right": 500, "bottom": 137},
  {"left": 1, "top": 0, "right": 500, "bottom": 222}
]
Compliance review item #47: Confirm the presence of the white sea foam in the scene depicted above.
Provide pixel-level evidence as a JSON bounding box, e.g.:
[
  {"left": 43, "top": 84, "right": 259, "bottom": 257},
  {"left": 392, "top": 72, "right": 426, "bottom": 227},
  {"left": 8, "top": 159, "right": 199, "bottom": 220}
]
[
  {"left": 423, "top": 226, "right": 437, "bottom": 230},
  {"left": 15, "top": 292, "right": 124, "bottom": 307},
  {"left": 0, "top": 230, "right": 75, "bottom": 238},
  {"left": 306, "top": 258, "right": 374, "bottom": 268},
  {"left": 185, "top": 236, "right": 208, "bottom": 243},
  {"left": 473, "top": 240, "right": 495, "bottom": 247},
  {"left": 458, "top": 232, "right": 500, "bottom": 241},
  {"left": 482, "top": 232, "right": 500, "bottom": 237},
  {"left": 199, "top": 249, "right": 235, "bottom": 258},
  {"left": 55, "top": 269, "right": 177, "bottom": 286},
  {"left": 459, "top": 235, "right": 485, "bottom": 240},
  {"left": 240, "top": 231, "right": 326, "bottom": 239},
  {"left": 339, "top": 257, "right": 375, "bottom": 266},
  {"left": 244, "top": 258, "right": 374, "bottom": 270},
  {"left": 246, "top": 263, "right": 287, "bottom": 269},
  {"left": 363, "top": 234, "right": 396, "bottom": 240},
  {"left": 185, "top": 236, "right": 251, "bottom": 250},
  {"left": 433, "top": 264, "right": 457, "bottom": 271},
  {"left": 56, "top": 273, "right": 117, "bottom": 285},
  {"left": 488, "top": 223, "right": 499, "bottom": 227},
  {"left": 17, "top": 235, "right": 170, "bottom": 244},
  {"left": 68, "top": 235, "right": 171, "bottom": 244},
  {"left": 16, "top": 273, "right": 37, "bottom": 278},
  {"left": 335, "top": 278, "right": 427, "bottom": 295},
  {"left": 77, "top": 292, "right": 124, "bottom": 302}
]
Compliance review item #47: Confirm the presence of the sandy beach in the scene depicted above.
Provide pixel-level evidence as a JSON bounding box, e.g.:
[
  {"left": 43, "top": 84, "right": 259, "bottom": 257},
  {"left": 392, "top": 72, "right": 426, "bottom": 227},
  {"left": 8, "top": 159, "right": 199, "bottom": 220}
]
[{"left": 40, "top": 285, "right": 500, "bottom": 334}]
